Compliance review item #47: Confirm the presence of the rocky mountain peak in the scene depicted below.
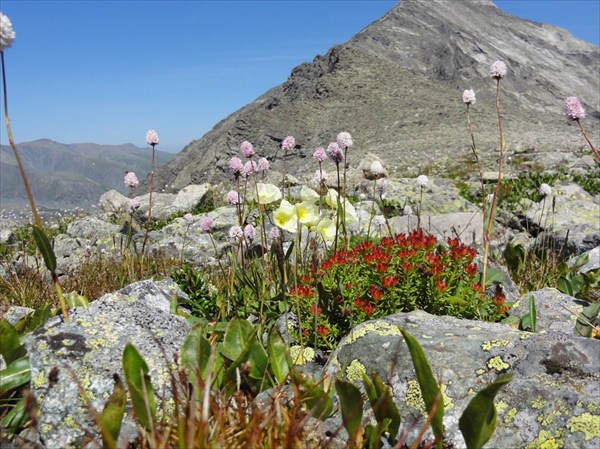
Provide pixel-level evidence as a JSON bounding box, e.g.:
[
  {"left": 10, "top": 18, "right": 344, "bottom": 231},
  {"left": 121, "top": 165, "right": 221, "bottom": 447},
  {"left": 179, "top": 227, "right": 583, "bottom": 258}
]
[{"left": 144, "top": 0, "right": 598, "bottom": 192}]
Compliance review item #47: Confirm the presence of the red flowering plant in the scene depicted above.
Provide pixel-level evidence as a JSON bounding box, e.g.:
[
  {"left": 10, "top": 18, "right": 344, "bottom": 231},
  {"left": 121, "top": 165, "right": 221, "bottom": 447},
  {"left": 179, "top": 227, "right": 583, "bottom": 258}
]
[{"left": 290, "top": 229, "right": 509, "bottom": 349}]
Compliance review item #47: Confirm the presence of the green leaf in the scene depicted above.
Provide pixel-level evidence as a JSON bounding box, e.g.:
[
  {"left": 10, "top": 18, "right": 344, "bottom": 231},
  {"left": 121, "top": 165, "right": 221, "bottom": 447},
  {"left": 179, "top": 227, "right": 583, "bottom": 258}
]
[
  {"left": 528, "top": 296, "right": 537, "bottom": 334},
  {"left": 100, "top": 375, "right": 126, "bottom": 449},
  {"left": 0, "top": 357, "right": 30, "bottom": 395},
  {"left": 0, "top": 397, "right": 28, "bottom": 432},
  {"left": 335, "top": 378, "right": 364, "bottom": 445},
  {"left": 32, "top": 225, "right": 56, "bottom": 273},
  {"left": 181, "top": 325, "right": 212, "bottom": 383},
  {"left": 574, "top": 303, "right": 600, "bottom": 338},
  {"left": 14, "top": 305, "right": 53, "bottom": 334},
  {"left": 0, "top": 319, "right": 26, "bottom": 365},
  {"left": 122, "top": 343, "right": 155, "bottom": 430},
  {"left": 459, "top": 373, "right": 513, "bottom": 449},
  {"left": 503, "top": 242, "right": 526, "bottom": 274},
  {"left": 221, "top": 318, "right": 253, "bottom": 362},
  {"left": 557, "top": 277, "right": 574, "bottom": 296},
  {"left": 483, "top": 268, "right": 506, "bottom": 286},
  {"left": 267, "top": 329, "right": 290, "bottom": 384},
  {"left": 442, "top": 296, "right": 468, "bottom": 306},
  {"left": 400, "top": 329, "right": 444, "bottom": 448},
  {"left": 371, "top": 372, "right": 400, "bottom": 443},
  {"left": 292, "top": 370, "right": 332, "bottom": 420},
  {"left": 65, "top": 291, "right": 89, "bottom": 309}
]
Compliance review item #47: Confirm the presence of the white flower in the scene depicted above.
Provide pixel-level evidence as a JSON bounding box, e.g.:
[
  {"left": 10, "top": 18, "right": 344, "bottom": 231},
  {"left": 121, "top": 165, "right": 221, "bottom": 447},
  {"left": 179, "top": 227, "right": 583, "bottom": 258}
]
[
  {"left": 295, "top": 201, "right": 320, "bottom": 227},
  {"left": 539, "top": 183, "right": 552, "bottom": 197},
  {"left": 376, "top": 178, "right": 388, "bottom": 193},
  {"left": 315, "top": 218, "right": 336, "bottom": 242},
  {"left": 415, "top": 175, "right": 429, "bottom": 188},
  {"left": 273, "top": 200, "right": 298, "bottom": 233},
  {"left": 0, "top": 13, "right": 16, "bottom": 52},
  {"left": 490, "top": 61, "right": 507, "bottom": 79},
  {"left": 403, "top": 205, "right": 414, "bottom": 216},
  {"left": 462, "top": 89, "right": 476, "bottom": 105},
  {"left": 301, "top": 185, "right": 320, "bottom": 203},
  {"left": 255, "top": 183, "right": 282, "bottom": 205},
  {"left": 370, "top": 160, "right": 384, "bottom": 176}
]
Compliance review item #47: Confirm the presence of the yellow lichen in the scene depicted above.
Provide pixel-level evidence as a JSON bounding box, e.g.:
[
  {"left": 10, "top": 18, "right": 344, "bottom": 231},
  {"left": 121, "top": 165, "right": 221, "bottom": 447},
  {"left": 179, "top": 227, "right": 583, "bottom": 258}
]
[
  {"left": 504, "top": 408, "right": 517, "bottom": 424},
  {"left": 346, "top": 359, "right": 367, "bottom": 382},
  {"left": 481, "top": 339, "right": 510, "bottom": 351},
  {"left": 33, "top": 371, "right": 46, "bottom": 389},
  {"left": 568, "top": 413, "right": 600, "bottom": 441},
  {"left": 342, "top": 321, "right": 402, "bottom": 345},
  {"left": 475, "top": 368, "right": 486, "bottom": 375},
  {"left": 520, "top": 333, "right": 530, "bottom": 340},
  {"left": 532, "top": 397, "right": 546, "bottom": 410},
  {"left": 444, "top": 333, "right": 454, "bottom": 337},
  {"left": 524, "top": 430, "right": 563, "bottom": 449},
  {"left": 487, "top": 356, "right": 510, "bottom": 372},
  {"left": 588, "top": 403, "right": 599, "bottom": 413},
  {"left": 89, "top": 338, "right": 105, "bottom": 350},
  {"left": 404, "top": 380, "right": 453, "bottom": 413},
  {"left": 421, "top": 335, "right": 432, "bottom": 339},
  {"left": 288, "top": 346, "right": 315, "bottom": 366},
  {"left": 539, "top": 408, "right": 563, "bottom": 427},
  {"left": 63, "top": 415, "right": 80, "bottom": 430},
  {"left": 496, "top": 400, "right": 509, "bottom": 415},
  {"left": 470, "top": 326, "right": 482, "bottom": 331}
]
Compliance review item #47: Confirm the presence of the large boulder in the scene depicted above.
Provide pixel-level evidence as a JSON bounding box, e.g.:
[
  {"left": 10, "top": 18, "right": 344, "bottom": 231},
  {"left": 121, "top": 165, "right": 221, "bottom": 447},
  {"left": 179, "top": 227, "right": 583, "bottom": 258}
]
[
  {"left": 26, "top": 279, "right": 191, "bottom": 448},
  {"left": 325, "top": 310, "right": 600, "bottom": 449}
]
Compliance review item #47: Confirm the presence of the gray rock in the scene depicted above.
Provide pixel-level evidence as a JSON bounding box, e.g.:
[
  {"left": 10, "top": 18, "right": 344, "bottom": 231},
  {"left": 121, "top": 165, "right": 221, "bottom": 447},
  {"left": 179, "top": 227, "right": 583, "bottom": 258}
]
[
  {"left": 132, "top": 192, "right": 178, "bottom": 223},
  {"left": 98, "top": 189, "right": 129, "bottom": 214},
  {"left": 568, "top": 246, "right": 600, "bottom": 275},
  {"left": 26, "top": 279, "right": 191, "bottom": 449},
  {"left": 509, "top": 288, "right": 592, "bottom": 335},
  {"left": 524, "top": 197, "right": 600, "bottom": 256},
  {"left": 0, "top": 229, "right": 15, "bottom": 245},
  {"left": 66, "top": 217, "right": 121, "bottom": 246},
  {"left": 171, "top": 183, "right": 211, "bottom": 211},
  {"left": 325, "top": 310, "right": 600, "bottom": 449}
]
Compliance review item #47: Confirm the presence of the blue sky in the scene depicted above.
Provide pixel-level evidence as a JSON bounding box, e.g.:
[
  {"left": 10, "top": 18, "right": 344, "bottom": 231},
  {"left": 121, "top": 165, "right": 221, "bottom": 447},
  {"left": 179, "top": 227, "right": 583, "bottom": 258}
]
[{"left": 1, "top": 0, "right": 598, "bottom": 153}]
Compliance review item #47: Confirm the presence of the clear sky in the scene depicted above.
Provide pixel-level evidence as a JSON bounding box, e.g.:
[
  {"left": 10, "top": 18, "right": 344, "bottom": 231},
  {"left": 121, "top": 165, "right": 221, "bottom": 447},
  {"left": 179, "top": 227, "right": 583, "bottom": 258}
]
[{"left": 1, "top": 0, "right": 598, "bottom": 153}]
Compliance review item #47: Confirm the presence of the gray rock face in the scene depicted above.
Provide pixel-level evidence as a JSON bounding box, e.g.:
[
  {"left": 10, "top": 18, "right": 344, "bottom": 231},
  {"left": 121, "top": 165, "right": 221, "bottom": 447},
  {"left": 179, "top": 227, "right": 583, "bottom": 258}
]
[
  {"left": 98, "top": 189, "right": 129, "bottom": 214},
  {"left": 66, "top": 216, "right": 121, "bottom": 245},
  {"left": 26, "top": 279, "right": 191, "bottom": 449},
  {"left": 142, "top": 0, "right": 598, "bottom": 194},
  {"left": 326, "top": 310, "right": 600, "bottom": 449}
]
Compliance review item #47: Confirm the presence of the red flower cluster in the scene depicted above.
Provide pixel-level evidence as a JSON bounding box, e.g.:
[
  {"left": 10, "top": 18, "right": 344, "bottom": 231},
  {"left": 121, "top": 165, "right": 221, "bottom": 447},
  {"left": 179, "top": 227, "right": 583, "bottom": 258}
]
[{"left": 289, "top": 285, "right": 314, "bottom": 299}]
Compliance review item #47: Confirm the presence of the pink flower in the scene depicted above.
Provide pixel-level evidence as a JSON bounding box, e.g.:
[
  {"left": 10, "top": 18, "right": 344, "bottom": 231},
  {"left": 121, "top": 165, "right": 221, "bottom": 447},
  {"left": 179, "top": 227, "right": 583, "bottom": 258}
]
[
  {"left": 327, "top": 142, "right": 344, "bottom": 164},
  {"left": 146, "top": 129, "right": 160, "bottom": 146},
  {"left": 313, "top": 147, "right": 327, "bottom": 163},
  {"left": 229, "top": 157, "right": 244, "bottom": 175},
  {"left": 200, "top": 216, "right": 214, "bottom": 232},
  {"left": 370, "top": 160, "right": 383, "bottom": 176},
  {"left": 183, "top": 213, "right": 193, "bottom": 224},
  {"left": 282, "top": 136, "right": 295, "bottom": 153},
  {"left": 269, "top": 227, "right": 280, "bottom": 240},
  {"left": 124, "top": 172, "right": 139, "bottom": 188},
  {"left": 240, "top": 141, "right": 255, "bottom": 158},
  {"left": 415, "top": 175, "right": 429, "bottom": 188},
  {"left": 336, "top": 132, "right": 353, "bottom": 149},
  {"left": 243, "top": 160, "right": 257, "bottom": 176},
  {"left": 376, "top": 178, "right": 388, "bottom": 193},
  {"left": 0, "top": 13, "right": 16, "bottom": 51},
  {"left": 490, "top": 61, "right": 507, "bottom": 79},
  {"left": 244, "top": 224, "right": 256, "bottom": 240},
  {"left": 229, "top": 225, "right": 243, "bottom": 241},
  {"left": 563, "top": 96, "right": 585, "bottom": 121},
  {"left": 462, "top": 89, "right": 476, "bottom": 105},
  {"left": 258, "top": 157, "right": 270, "bottom": 172},
  {"left": 226, "top": 190, "right": 241, "bottom": 205}
]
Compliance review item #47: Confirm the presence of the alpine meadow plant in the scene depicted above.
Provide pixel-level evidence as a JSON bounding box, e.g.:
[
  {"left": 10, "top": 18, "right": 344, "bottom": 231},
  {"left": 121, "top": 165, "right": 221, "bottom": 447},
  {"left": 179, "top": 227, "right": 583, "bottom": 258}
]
[
  {"left": 141, "top": 129, "right": 160, "bottom": 253},
  {"left": 291, "top": 229, "right": 508, "bottom": 350},
  {"left": 563, "top": 96, "right": 599, "bottom": 162}
]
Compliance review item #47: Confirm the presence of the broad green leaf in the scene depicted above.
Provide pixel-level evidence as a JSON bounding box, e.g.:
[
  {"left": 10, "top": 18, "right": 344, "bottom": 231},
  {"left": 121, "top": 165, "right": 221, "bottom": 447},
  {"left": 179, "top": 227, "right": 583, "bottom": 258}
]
[
  {"left": 371, "top": 372, "right": 400, "bottom": 443},
  {"left": 459, "top": 374, "right": 513, "bottom": 449},
  {"left": 364, "top": 423, "right": 380, "bottom": 449},
  {"left": 122, "top": 343, "right": 155, "bottom": 430},
  {"left": 528, "top": 296, "right": 537, "bottom": 334},
  {"left": 100, "top": 375, "right": 126, "bottom": 449},
  {"left": 65, "top": 291, "right": 89, "bottom": 309},
  {"left": 520, "top": 313, "right": 533, "bottom": 332},
  {"left": 568, "top": 275, "right": 585, "bottom": 297},
  {"left": 503, "top": 242, "right": 526, "bottom": 274},
  {"left": 0, "top": 397, "right": 28, "bottom": 432},
  {"left": 442, "top": 296, "right": 468, "bottom": 306},
  {"left": 557, "top": 277, "right": 573, "bottom": 296},
  {"left": 0, "top": 319, "right": 26, "bottom": 365},
  {"left": 483, "top": 268, "right": 506, "bottom": 286},
  {"left": 221, "top": 318, "right": 253, "bottom": 361},
  {"left": 0, "top": 357, "right": 30, "bottom": 395},
  {"left": 180, "top": 325, "right": 212, "bottom": 383},
  {"left": 335, "top": 378, "right": 364, "bottom": 446},
  {"left": 267, "top": 329, "right": 290, "bottom": 384},
  {"left": 32, "top": 226, "right": 56, "bottom": 273},
  {"left": 400, "top": 329, "right": 444, "bottom": 449},
  {"left": 14, "top": 305, "right": 53, "bottom": 334},
  {"left": 292, "top": 369, "right": 332, "bottom": 420},
  {"left": 247, "top": 340, "right": 269, "bottom": 383},
  {"left": 574, "top": 303, "right": 600, "bottom": 338}
]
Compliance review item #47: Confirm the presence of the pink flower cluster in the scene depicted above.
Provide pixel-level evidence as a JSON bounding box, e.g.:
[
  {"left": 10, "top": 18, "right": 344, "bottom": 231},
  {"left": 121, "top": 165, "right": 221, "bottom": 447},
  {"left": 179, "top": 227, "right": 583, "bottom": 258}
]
[
  {"left": 563, "top": 96, "right": 585, "bottom": 121},
  {"left": 282, "top": 136, "right": 295, "bottom": 153},
  {"left": 327, "top": 142, "right": 344, "bottom": 164},
  {"left": 200, "top": 216, "right": 214, "bottom": 232},
  {"left": 124, "top": 172, "right": 139, "bottom": 188},
  {"left": 490, "top": 61, "right": 507, "bottom": 79},
  {"left": 337, "top": 131, "right": 353, "bottom": 149},
  {"left": 146, "top": 129, "right": 159, "bottom": 146},
  {"left": 240, "top": 141, "right": 254, "bottom": 158}
]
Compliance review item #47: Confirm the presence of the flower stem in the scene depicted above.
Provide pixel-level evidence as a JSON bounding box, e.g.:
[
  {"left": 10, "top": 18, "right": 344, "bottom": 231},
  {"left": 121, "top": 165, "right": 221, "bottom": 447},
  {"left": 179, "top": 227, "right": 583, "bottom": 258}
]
[
  {"left": 141, "top": 144, "right": 156, "bottom": 254},
  {"left": 576, "top": 119, "right": 600, "bottom": 162}
]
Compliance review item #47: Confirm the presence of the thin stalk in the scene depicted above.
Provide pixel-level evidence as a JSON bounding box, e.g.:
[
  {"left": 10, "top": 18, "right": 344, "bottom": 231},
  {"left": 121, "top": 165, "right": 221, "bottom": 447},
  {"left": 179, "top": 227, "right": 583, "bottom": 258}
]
[
  {"left": 466, "top": 103, "right": 487, "bottom": 219},
  {"left": 142, "top": 144, "right": 156, "bottom": 253},
  {"left": 576, "top": 118, "right": 600, "bottom": 162}
]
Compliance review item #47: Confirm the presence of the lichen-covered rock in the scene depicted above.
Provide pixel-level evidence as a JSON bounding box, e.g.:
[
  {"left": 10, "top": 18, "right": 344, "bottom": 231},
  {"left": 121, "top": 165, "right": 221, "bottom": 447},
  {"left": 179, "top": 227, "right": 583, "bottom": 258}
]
[
  {"left": 509, "top": 288, "right": 592, "bottom": 335},
  {"left": 568, "top": 246, "right": 600, "bottom": 275},
  {"left": 132, "top": 192, "right": 178, "bottom": 223},
  {"left": 98, "top": 189, "right": 129, "bottom": 214},
  {"left": 66, "top": 216, "right": 121, "bottom": 245},
  {"left": 325, "top": 310, "right": 600, "bottom": 449},
  {"left": 524, "top": 197, "right": 600, "bottom": 256},
  {"left": 171, "top": 183, "right": 211, "bottom": 211},
  {"left": 26, "top": 279, "right": 191, "bottom": 449}
]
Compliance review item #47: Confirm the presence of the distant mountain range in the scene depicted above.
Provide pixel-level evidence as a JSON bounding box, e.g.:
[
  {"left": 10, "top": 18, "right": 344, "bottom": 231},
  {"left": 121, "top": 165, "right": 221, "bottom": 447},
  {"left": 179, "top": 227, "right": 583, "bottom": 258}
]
[
  {"left": 0, "top": 139, "right": 174, "bottom": 211},
  {"left": 144, "top": 0, "right": 599, "bottom": 192}
]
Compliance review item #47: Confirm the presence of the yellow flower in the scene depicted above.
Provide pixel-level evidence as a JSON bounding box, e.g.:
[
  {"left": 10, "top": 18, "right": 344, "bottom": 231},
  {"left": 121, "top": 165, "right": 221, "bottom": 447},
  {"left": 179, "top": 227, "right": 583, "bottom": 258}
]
[
  {"left": 273, "top": 199, "right": 297, "bottom": 233},
  {"left": 255, "top": 183, "right": 282, "bottom": 205},
  {"left": 295, "top": 201, "right": 320, "bottom": 227}
]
